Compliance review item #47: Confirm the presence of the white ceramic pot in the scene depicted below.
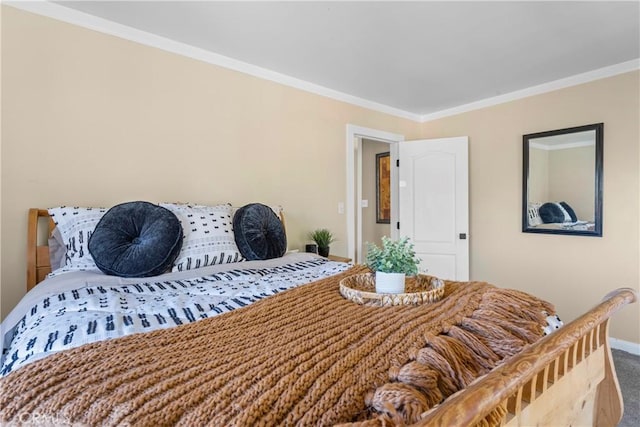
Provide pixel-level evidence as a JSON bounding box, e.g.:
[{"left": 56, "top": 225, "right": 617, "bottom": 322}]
[{"left": 375, "top": 271, "right": 406, "bottom": 294}]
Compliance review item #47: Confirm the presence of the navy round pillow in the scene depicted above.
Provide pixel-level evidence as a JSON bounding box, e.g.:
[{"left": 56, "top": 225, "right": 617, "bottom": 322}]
[
  {"left": 233, "top": 203, "right": 287, "bottom": 261},
  {"left": 89, "top": 201, "right": 183, "bottom": 277},
  {"left": 559, "top": 201, "right": 578, "bottom": 222},
  {"left": 538, "top": 202, "right": 565, "bottom": 224}
]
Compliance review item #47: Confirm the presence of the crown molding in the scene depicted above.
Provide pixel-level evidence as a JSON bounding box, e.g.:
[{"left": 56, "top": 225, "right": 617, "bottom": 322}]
[
  {"left": 420, "top": 59, "right": 640, "bottom": 123},
  {"left": 5, "top": 1, "right": 422, "bottom": 122},
  {"left": 530, "top": 140, "right": 595, "bottom": 151},
  {"left": 7, "top": 1, "right": 640, "bottom": 125}
]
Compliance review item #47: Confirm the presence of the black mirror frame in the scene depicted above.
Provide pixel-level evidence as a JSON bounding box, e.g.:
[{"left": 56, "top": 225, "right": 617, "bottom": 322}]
[{"left": 522, "top": 123, "right": 603, "bottom": 237}]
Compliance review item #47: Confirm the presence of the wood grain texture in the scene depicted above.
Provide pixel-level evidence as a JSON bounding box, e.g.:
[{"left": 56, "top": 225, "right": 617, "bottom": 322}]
[
  {"left": 26, "top": 208, "right": 53, "bottom": 291},
  {"left": 417, "top": 287, "right": 637, "bottom": 427},
  {"left": 505, "top": 347, "right": 604, "bottom": 426},
  {"left": 594, "top": 320, "right": 624, "bottom": 426}
]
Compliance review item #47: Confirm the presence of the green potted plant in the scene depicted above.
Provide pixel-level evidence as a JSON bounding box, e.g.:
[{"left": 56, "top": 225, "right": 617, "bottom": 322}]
[
  {"left": 308, "top": 229, "right": 335, "bottom": 257},
  {"left": 366, "top": 236, "right": 421, "bottom": 294}
]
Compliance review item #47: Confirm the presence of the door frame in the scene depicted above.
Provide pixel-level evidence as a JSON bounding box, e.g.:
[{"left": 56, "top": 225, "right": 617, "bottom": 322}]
[{"left": 346, "top": 125, "right": 404, "bottom": 262}]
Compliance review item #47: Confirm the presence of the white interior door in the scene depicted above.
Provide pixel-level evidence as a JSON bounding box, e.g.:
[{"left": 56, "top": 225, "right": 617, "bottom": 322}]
[{"left": 399, "top": 137, "right": 469, "bottom": 281}]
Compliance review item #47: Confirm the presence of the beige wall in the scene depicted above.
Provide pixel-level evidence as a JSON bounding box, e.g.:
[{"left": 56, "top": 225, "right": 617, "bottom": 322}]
[
  {"left": 421, "top": 71, "right": 640, "bottom": 343},
  {"left": 0, "top": 5, "right": 3, "bottom": 317},
  {"left": 0, "top": 7, "right": 422, "bottom": 318},
  {"left": 530, "top": 145, "right": 596, "bottom": 221},
  {"left": 2, "top": 7, "right": 638, "bottom": 345},
  {"left": 548, "top": 145, "right": 595, "bottom": 220},
  {"left": 361, "top": 139, "right": 391, "bottom": 254},
  {"left": 528, "top": 147, "right": 549, "bottom": 204}
]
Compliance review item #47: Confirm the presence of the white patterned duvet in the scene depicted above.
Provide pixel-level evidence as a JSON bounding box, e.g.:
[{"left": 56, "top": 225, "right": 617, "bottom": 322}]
[{"left": 1, "top": 253, "right": 350, "bottom": 376}]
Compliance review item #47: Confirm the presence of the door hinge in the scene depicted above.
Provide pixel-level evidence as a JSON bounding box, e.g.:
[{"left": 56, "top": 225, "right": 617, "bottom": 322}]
[
  {"left": 396, "top": 159, "right": 400, "bottom": 167},
  {"left": 397, "top": 222, "right": 400, "bottom": 230}
]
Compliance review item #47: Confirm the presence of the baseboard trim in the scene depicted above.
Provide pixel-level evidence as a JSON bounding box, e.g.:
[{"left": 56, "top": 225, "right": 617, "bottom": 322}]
[{"left": 610, "top": 337, "right": 640, "bottom": 355}]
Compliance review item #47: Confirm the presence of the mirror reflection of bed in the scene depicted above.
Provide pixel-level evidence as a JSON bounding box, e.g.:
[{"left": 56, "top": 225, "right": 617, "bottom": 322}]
[{"left": 523, "top": 123, "right": 603, "bottom": 236}]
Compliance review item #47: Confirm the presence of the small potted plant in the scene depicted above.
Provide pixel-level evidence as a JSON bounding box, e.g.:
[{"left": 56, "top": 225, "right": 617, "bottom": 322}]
[
  {"left": 308, "top": 228, "right": 335, "bottom": 257},
  {"left": 366, "top": 236, "right": 421, "bottom": 294}
]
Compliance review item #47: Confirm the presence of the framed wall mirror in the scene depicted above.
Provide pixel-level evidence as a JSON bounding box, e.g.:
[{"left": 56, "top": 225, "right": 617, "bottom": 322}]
[{"left": 522, "top": 123, "right": 603, "bottom": 236}]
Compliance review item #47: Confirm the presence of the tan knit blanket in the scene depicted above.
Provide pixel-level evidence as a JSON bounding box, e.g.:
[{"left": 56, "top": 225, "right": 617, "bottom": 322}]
[{"left": 0, "top": 266, "right": 553, "bottom": 426}]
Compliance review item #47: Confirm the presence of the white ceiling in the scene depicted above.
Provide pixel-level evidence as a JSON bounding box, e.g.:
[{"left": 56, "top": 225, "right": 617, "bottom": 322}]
[{"left": 48, "top": 1, "right": 640, "bottom": 118}]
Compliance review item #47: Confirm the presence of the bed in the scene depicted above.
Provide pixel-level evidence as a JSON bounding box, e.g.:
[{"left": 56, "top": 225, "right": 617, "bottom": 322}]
[
  {"left": 527, "top": 201, "right": 596, "bottom": 232},
  {"left": 0, "top": 204, "right": 636, "bottom": 426}
]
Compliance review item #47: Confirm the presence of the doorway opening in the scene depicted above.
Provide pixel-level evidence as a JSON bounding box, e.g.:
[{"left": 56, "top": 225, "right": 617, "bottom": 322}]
[
  {"left": 345, "top": 125, "right": 404, "bottom": 263},
  {"left": 361, "top": 139, "right": 393, "bottom": 259}
]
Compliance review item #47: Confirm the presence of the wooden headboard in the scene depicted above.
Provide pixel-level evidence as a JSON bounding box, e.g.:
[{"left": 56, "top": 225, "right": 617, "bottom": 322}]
[
  {"left": 26, "top": 206, "right": 287, "bottom": 291},
  {"left": 27, "top": 208, "right": 56, "bottom": 291}
]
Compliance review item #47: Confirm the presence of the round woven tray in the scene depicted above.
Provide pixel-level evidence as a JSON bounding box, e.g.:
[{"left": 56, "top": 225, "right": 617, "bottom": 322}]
[{"left": 339, "top": 273, "right": 445, "bottom": 307}]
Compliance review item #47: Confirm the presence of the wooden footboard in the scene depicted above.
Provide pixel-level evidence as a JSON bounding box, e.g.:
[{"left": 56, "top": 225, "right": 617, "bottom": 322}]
[{"left": 418, "top": 287, "right": 637, "bottom": 427}]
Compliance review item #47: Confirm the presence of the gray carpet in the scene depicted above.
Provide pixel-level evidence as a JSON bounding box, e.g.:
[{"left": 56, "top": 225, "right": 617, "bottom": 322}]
[{"left": 613, "top": 349, "right": 640, "bottom": 427}]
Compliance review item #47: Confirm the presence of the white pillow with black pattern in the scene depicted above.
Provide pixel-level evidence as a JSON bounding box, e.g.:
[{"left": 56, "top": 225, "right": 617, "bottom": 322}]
[
  {"left": 47, "top": 227, "right": 67, "bottom": 272},
  {"left": 527, "top": 202, "right": 542, "bottom": 227},
  {"left": 161, "top": 203, "right": 244, "bottom": 271},
  {"left": 47, "top": 206, "right": 107, "bottom": 274}
]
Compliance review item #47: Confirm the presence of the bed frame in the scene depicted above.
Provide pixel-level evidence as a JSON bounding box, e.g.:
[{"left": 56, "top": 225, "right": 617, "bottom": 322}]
[
  {"left": 25, "top": 208, "right": 637, "bottom": 426},
  {"left": 26, "top": 209, "right": 56, "bottom": 290}
]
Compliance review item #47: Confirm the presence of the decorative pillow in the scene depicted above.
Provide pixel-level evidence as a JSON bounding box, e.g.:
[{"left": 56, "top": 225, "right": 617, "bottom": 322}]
[
  {"left": 48, "top": 228, "right": 67, "bottom": 271},
  {"left": 88, "top": 202, "right": 183, "bottom": 277},
  {"left": 160, "top": 203, "right": 244, "bottom": 271},
  {"left": 527, "top": 203, "right": 542, "bottom": 227},
  {"left": 554, "top": 202, "right": 572, "bottom": 223},
  {"left": 559, "top": 202, "right": 578, "bottom": 222},
  {"left": 538, "top": 202, "right": 565, "bottom": 224},
  {"left": 48, "top": 206, "right": 107, "bottom": 273},
  {"left": 231, "top": 205, "right": 282, "bottom": 220},
  {"left": 233, "top": 203, "right": 287, "bottom": 261}
]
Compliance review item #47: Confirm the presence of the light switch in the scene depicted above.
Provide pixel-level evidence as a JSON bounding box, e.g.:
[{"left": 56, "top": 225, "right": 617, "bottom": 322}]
[
  {"left": 361, "top": 199, "right": 369, "bottom": 208},
  {"left": 338, "top": 202, "right": 345, "bottom": 214}
]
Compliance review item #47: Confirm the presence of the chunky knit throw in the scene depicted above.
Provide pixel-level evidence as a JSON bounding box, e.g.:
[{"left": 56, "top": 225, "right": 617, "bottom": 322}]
[{"left": 0, "top": 266, "right": 553, "bottom": 426}]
